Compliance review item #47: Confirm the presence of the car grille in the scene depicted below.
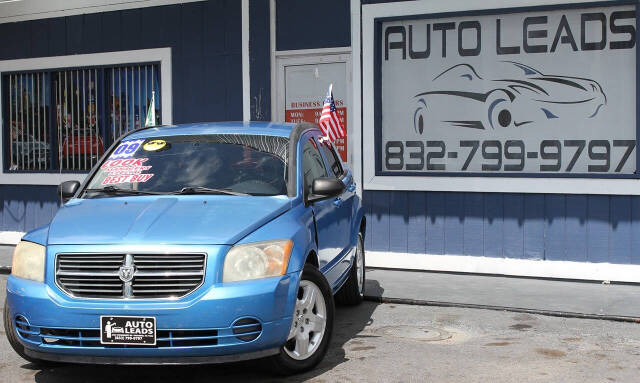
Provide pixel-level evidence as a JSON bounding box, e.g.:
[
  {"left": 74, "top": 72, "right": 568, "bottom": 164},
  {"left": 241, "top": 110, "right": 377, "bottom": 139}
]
[
  {"left": 55, "top": 253, "right": 206, "bottom": 299},
  {"left": 14, "top": 317, "right": 263, "bottom": 348}
]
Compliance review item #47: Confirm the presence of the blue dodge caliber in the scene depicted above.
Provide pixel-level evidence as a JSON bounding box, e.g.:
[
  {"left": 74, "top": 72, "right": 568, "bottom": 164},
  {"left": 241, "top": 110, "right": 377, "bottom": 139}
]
[{"left": 5, "top": 122, "right": 365, "bottom": 374}]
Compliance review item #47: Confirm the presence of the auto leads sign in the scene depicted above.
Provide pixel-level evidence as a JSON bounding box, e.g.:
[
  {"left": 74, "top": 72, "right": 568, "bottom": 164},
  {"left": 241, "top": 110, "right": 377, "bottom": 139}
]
[{"left": 380, "top": 5, "right": 636, "bottom": 175}]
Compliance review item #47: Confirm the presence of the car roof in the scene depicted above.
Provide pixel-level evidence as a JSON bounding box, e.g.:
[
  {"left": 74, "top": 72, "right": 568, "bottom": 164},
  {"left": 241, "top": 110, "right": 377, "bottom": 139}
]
[{"left": 126, "top": 121, "right": 300, "bottom": 140}]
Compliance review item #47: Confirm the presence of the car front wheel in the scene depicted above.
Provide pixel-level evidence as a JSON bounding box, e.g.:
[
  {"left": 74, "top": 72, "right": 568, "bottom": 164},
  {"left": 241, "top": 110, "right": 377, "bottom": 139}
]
[{"left": 268, "top": 264, "right": 334, "bottom": 375}]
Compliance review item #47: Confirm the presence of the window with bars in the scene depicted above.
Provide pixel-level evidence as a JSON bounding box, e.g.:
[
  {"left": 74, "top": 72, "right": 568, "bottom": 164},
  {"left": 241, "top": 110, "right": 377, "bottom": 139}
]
[{"left": 3, "top": 64, "right": 161, "bottom": 172}]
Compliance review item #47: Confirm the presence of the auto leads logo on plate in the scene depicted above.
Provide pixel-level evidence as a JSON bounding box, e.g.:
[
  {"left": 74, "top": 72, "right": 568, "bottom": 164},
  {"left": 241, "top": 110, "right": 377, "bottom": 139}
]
[{"left": 100, "top": 316, "right": 156, "bottom": 345}]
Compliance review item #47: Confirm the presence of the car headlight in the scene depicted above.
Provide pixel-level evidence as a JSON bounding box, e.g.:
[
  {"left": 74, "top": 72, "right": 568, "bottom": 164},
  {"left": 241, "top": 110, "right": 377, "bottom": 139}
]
[
  {"left": 11, "top": 241, "right": 45, "bottom": 282},
  {"left": 223, "top": 239, "right": 293, "bottom": 283}
]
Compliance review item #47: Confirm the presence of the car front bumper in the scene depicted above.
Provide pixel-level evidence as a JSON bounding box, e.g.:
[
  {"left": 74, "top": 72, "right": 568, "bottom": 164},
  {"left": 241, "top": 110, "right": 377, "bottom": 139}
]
[{"left": 6, "top": 268, "right": 300, "bottom": 363}]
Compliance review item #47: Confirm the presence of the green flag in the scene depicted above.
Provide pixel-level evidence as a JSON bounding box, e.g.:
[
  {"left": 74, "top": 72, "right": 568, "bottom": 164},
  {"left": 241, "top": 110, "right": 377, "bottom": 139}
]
[{"left": 145, "top": 91, "right": 156, "bottom": 127}]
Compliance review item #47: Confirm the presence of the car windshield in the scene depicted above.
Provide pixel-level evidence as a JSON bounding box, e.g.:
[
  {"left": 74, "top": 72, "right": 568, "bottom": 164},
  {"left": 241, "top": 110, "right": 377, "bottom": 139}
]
[{"left": 83, "top": 134, "right": 289, "bottom": 197}]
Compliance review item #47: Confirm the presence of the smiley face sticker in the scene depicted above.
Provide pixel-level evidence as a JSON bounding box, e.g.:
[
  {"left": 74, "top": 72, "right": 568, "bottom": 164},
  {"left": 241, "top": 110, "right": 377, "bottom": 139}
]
[{"left": 143, "top": 139, "right": 168, "bottom": 152}]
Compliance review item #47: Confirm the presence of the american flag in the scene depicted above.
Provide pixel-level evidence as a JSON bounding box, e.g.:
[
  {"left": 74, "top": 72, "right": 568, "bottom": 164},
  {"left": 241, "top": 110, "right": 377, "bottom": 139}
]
[{"left": 318, "top": 84, "right": 345, "bottom": 140}]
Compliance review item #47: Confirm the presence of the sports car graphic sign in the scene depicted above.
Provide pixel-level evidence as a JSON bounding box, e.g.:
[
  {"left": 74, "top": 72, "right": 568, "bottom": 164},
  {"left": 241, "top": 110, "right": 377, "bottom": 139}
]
[{"left": 380, "top": 4, "right": 636, "bottom": 175}]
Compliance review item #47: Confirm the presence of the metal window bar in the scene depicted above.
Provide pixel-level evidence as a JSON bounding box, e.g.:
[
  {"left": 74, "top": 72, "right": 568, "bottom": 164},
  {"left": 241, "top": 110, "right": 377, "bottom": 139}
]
[
  {"left": 42, "top": 73, "right": 47, "bottom": 170},
  {"left": 151, "top": 65, "right": 154, "bottom": 125},
  {"left": 145, "top": 65, "right": 148, "bottom": 124},
  {"left": 36, "top": 73, "right": 41, "bottom": 170},
  {"left": 125, "top": 67, "right": 128, "bottom": 134},
  {"left": 118, "top": 67, "right": 122, "bottom": 139},
  {"left": 111, "top": 68, "right": 115, "bottom": 143},
  {"left": 5, "top": 64, "right": 159, "bottom": 172},
  {"left": 8, "top": 75, "right": 11, "bottom": 170},
  {"left": 95, "top": 68, "right": 99, "bottom": 166},
  {"left": 57, "top": 74, "right": 62, "bottom": 170},
  {"left": 87, "top": 70, "right": 92, "bottom": 169},
  {"left": 138, "top": 66, "right": 141, "bottom": 129}
]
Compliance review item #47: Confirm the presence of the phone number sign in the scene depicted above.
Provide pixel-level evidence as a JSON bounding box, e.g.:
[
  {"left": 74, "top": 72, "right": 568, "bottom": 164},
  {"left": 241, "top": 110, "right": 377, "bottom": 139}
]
[{"left": 379, "top": 4, "right": 637, "bottom": 175}]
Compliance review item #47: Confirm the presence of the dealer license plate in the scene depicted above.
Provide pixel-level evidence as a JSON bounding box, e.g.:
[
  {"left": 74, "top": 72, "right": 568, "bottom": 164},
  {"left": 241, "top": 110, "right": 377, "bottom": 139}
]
[{"left": 100, "top": 316, "right": 156, "bottom": 345}]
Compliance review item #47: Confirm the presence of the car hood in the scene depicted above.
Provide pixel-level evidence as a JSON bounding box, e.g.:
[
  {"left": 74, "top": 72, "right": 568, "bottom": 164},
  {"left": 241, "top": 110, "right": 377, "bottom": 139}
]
[{"left": 47, "top": 195, "right": 292, "bottom": 245}]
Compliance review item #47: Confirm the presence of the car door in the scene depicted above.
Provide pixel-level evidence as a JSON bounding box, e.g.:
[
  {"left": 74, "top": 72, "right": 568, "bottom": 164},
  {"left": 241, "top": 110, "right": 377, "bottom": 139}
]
[
  {"left": 301, "top": 135, "right": 344, "bottom": 287},
  {"left": 317, "top": 138, "right": 355, "bottom": 280}
]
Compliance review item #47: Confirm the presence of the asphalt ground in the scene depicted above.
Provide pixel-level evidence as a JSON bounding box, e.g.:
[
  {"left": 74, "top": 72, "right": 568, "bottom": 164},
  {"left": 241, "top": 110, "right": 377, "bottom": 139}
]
[{"left": 1, "top": 276, "right": 640, "bottom": 382}]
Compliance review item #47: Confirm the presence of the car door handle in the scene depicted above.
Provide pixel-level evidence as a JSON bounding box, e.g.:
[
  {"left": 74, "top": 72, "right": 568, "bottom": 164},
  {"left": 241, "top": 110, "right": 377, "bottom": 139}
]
[
  {"left": 333, "top": 197, "right": 343, "bottom": 207},
  {"left": 347, "top": 184, "right": 356, "bottom": 192}
]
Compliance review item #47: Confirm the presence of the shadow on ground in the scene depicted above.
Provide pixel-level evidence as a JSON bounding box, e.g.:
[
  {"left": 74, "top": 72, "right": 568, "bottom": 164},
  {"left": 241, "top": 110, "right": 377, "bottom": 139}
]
[{"left": 27, "top": 279, "right": 383, "bottom": 383}]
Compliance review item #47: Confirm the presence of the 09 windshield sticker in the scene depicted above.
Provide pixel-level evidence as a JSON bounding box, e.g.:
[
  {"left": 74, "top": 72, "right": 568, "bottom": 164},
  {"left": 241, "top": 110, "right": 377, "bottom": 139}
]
[
  {"left": 109, "top": 139, "right": 145, "bottom": 160},
  {"left": 101, "top": 158, "right": 154, "bottom": 185}
]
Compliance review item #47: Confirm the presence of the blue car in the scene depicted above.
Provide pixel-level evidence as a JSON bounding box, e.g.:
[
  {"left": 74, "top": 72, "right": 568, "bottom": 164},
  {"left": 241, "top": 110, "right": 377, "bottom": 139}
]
[{"left": 4, "top": 122, "right": 366, "bottom": 374}]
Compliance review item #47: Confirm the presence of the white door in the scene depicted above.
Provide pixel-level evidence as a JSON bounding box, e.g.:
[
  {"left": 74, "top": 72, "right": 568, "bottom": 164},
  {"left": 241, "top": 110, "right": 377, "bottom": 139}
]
[{"left": 275, "top": 51, "right": 352, "bottom": 163}]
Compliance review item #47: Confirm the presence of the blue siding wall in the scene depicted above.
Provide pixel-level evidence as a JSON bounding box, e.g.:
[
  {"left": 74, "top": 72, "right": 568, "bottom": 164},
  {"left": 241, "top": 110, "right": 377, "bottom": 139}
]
[
  {"left": 250, "top": 0, "right": 271, "bottom": 121},
  {"left": 276, "top": 0, "right": 351, "bottom": 50},
  {"left": 0, "top": 0, "right": 243, "bottom": 233},
  {"left": 0, "top": 185, "right": 58, "bottom": 232},
  {"left": 363, "top": 190, "right": 640, "bottom": 265},
  {"left": 0, "top": 0, "right": 243, "bottom": 124}
]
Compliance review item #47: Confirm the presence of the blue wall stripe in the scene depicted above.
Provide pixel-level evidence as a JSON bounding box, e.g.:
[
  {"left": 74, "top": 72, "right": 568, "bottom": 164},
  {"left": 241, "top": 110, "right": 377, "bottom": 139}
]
[
  {"left": 523, "top": 194, "right": 544, "bottom": 260},
  {"left": 463, "top": 192, "right": 483, "bottom": 257},
  {"left": 631, "top": 198, "right": 640, "bottom": 265},
  {"left": 389, "top": 191, "right": 408, "bottom": 253},
  {"left": 544, "top": 194, "right": 565, "bottom": 261},
  {"left": 587, "top": 195, "right": 609, "bottom": 263},
  {"left": 565, "top": 195, "right": 588, "bottom": 262},
  {"left": 483, "top": 193, "right": 503, "bottom": 258},
  {"left": 444, "top": 193, "right": 464, "bottom": 255},
  {"left": 275, "top": 0, "right": 350, "bottom": 51},
  {"left": 370, "top": 191, "right": 390, "bottom": 252},
  {"left": 407, "top": 191, "right": 426, "bottom": 254},
  {"left": 503, "top": 193, "right": 524, "bottom": 259},
  {"left": 249, "top": 0, "right": 271, "bottom": 121},
  {"left": 0, "top": 186, "right": 58, "bottom": 232},
  {"left": 363, "top": 190, "right": 640, "bottom": 266},
  {"left": 426, "top": 192, "right": 445, "bottom": 255},
  {"left": 610, "top": 196, "right": 631, "bottom": 264}
]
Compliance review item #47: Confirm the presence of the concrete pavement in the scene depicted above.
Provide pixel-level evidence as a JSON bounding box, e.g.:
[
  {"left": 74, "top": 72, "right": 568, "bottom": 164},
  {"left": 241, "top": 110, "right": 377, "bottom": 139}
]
[
  {"left": 0, "top": 246, "right": 12, "bottom": 273},
  {"left": 1, "top": 274, "right": 640, "bottom": 382},
  {"left": 364, "top": 268, "right": 640, "bottom": 321}
]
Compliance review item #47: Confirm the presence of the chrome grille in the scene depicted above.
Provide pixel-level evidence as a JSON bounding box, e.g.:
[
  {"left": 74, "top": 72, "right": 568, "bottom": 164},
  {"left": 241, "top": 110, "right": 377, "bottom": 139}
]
[{"left": 55, "top": 253, "right": 206, "bottom": 299}]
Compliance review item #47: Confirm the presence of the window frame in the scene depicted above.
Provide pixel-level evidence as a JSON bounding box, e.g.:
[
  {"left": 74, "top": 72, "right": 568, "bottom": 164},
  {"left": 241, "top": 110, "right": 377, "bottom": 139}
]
[
  {"left": 0, "top": 48, "right": 172, "bottom": 185},
  {"left": 302, "top": 135, "right": 329, "bottom": 198},
  {"left": 319, "top": 138, "right": 345, "bottom": 178}
]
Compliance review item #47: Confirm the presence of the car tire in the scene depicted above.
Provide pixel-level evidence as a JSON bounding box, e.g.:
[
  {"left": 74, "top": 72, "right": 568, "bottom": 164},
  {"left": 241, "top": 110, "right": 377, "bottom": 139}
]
[
  {"left": 268, "top": 264, "right": 334, "bottom": 375},
  {"left": 335, "top": 231, "right": 365, "bottom": 306},
  {"left": 3, "top": 300, "right": 56, "bottom": 367}
]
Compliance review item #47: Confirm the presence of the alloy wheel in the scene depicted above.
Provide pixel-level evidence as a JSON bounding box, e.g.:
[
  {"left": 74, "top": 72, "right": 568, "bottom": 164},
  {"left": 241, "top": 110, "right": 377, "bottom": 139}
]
[{"left": 284, "top": 280, "right": 327, "bottom": 360}]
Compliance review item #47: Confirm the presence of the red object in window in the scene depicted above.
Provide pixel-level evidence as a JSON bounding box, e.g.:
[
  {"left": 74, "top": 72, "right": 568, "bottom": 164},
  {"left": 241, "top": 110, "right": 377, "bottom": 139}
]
[{"left": 61, "top": 133, "right": 104, "bottom": 166}]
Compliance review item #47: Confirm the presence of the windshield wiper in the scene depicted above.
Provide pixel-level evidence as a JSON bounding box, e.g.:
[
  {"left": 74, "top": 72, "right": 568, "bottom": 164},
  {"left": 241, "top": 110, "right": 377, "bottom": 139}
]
[
  {"left": 171, "top": 186, "right": 249, "bottom": 196},
  {"left": 84, "top": 186, "right": 165, "bottom": 196}
]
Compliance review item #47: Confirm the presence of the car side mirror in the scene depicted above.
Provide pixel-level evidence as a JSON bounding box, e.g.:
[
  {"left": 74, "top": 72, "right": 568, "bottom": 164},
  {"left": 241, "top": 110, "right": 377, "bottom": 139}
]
[
  {"left": 58, "top": 180, "right": 80, "bottom": 202},
  {"left": 307, "top": 177, "right": 345, "bottom": 204}
]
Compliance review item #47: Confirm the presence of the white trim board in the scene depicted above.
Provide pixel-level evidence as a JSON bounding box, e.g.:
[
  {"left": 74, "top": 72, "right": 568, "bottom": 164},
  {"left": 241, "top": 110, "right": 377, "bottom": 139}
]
[
  {"left": 0, "top": 231, "right": 24, "bottom": 245},
  {"left": 366, "top": 251, "right": 640, "bottom": 284},
  {"left": 0, "top": 48, "right": 172, "bottom": 185},
  {"left": 360, "top": 0, "right": 640, "bottom": 195},
  {"left": 0, "top": 0, "right": 207, "bottom": 24}
]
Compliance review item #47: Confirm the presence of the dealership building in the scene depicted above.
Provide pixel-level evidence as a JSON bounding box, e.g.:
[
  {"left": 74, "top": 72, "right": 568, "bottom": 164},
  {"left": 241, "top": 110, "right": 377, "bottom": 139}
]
[{"left": 1, "top": 0, "right": 640, "bottom": 282}]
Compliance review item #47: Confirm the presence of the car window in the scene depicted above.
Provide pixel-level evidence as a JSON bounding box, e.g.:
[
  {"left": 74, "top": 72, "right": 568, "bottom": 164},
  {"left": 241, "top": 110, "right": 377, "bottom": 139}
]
[
  {"left": 84, "top": 134, "right": 289, "bottom": 196},
  {"left": 302, "top": 137, "right": 328, "bottom": 195},
  {"left": 319, "top": 139, "right": 344, "bottom": 178}
]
